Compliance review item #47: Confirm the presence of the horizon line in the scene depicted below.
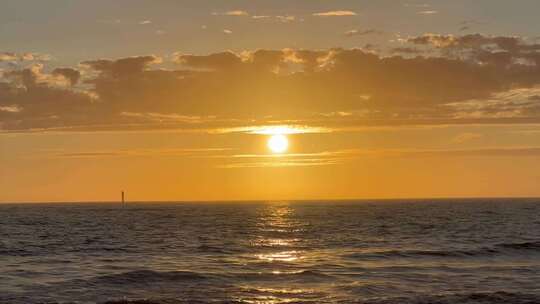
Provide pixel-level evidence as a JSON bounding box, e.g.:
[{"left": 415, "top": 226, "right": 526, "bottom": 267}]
[{"left": 1, "top": 196, "right": 539, "bottom": 204}]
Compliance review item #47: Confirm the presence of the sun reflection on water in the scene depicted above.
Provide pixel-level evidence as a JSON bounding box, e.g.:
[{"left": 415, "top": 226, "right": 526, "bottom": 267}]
[
  {"left": 237, "top": 286, "right": 318, "bottom": 304},
  {"left": 252, "top": 203, "right": 307, "bottom": 263},
  {"left": 235, "top": 202, "right": 315, "bottom": 303},
  {"left": 251, "top": 238, "right": 299, "bottom": 247},
  {"left": 257, "top": 250, "right": 302, "bottom": 262}
]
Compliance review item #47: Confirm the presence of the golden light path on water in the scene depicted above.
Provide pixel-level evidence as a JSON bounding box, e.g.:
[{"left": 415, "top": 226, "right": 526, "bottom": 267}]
[
  {"left": 254, "top": 203, "right": 304, "bottom": 263},
  {"left": 238, "top": 203, "right": 315, "bottom": 304}
]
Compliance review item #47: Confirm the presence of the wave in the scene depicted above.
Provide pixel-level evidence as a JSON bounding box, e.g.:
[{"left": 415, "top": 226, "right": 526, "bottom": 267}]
[
  {"left": 93, "top": 270, "right": 209, "bottom": 285},
  {"left": 3, "top": 292, "right": 540, "bottom": 304},
  {"left": 87, "top": 269, "right": 333, "bottom": 288},
  {"left": 0, "top": 248, "right": 33, "bottom": 256},
  {"left": 98, "top": 291, "right": 540, "bottom": 304},
  {"left": 103, "top": 300, "right": 224, "bottom": 304},
  {"left": 361, "top": 291, "right": 540, "bottom": 304},
  {"left": 345, "top": 241, "right": 540, "bottom": 260},
  {"left": 223, "top": 269, "right": 333, "bottom": 283},
  {"left": 103, "top": 300, "right": 241, "bottom": 304},
  {"left": 496, "top": 241, "right": 540, "bottom": 250},
  {"left": 196, "top": 244, "right": 245, "bottom": 254}
]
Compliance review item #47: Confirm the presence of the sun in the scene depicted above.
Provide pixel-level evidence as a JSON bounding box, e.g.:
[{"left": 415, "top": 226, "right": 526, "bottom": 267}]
[{"left": 267, "top": 134, "right": 289, "bottom": 153}]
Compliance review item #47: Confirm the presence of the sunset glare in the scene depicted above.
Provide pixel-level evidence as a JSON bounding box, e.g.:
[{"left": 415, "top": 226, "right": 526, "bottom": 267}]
[{"left": 267, "top": 134, "right": 289, "bottom": 154}]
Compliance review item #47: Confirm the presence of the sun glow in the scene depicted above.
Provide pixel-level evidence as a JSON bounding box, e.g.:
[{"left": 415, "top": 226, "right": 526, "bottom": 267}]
[{"left": 268, "top": 134, "right": 289, "bottom": 153}]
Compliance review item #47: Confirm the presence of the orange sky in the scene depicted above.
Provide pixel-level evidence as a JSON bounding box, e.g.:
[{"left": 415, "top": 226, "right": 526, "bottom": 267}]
[
  {"left": 1, "top": 1, "right": 540, "bottom": 202},
  {"left": 2, "top": 123, "right": 540, "bottom": 202}
]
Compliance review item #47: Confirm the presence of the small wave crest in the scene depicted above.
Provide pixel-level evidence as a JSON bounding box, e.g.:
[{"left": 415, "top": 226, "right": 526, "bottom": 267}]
[
  {"left": 496, "top": 241, "right": 540, "bottom": 250},
  {"left": 94, "top": 270, "right": 209, "bottom": 285},
  {"left": 225, "top": 269, "right": 333, "bottom": 283},
  {"left": 345, "top": 241, "right": 540, "bottom": 260},
  {"left": 361, "top": 291, "right": 540, "bottom": 304},
  {"left": 96, "top": 291, "right": 540, "bottom": 304}
]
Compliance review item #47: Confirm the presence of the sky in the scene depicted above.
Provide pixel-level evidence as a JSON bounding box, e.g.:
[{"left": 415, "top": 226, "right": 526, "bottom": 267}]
[{"left": 1, "top": 0, "right": 540, "bottom": 202}]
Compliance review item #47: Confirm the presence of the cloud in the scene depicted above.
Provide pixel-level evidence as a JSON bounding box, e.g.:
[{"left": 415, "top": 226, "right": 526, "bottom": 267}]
[
  {"left": 345, "top": 29, "right": 380, "bottom": 37},
  {"left": 219, "top": 159, "right": 342, "bottom": 168},
  {"left": 174, "top": 51, "right": 243, "bottom": 70},
  {"left": 0, "top": 53, "right": 18, "bottom": 62},
  {"left": 452, "top": 132, "right": 483, "bottom": 143},
  {"left": 212, "top": 125, "right": 332, "bottom": 135},
  {"left": 0, "top": 105, "right": 22, "bottom": 113},
  {"left": 0, "top": 65, "right": 95, "bottom": 131},
  {"left": 407, "top": 33, "right": 540, "bottom": 56},
  {"left": 52, "top": 68, "right": 81, "bottom": 86},
  {"left": 418, "top": 10, "right": 438, "bottom": 15},
  {"left": 2, "top": 35, "right": 540, "bottom": 132},
  {"left": 81, "top": 55, "right": 161, "bottom": 77},
  {"left": 444, "top": 87, "right": 540, "bottom": 119},
  {"left": 52, "top": 148, "right": 231, "bottom": 159},
  {"left": 223, "top": 29, "right": 233, "bottom": 34},
  {"left": 219, "top": 146, "right": 540, "bottom": 168},
  {"left": 251, "top": 15, "right": 296, "bottom": 23},
  {"left": 120, "top": 112, "right": 217, "bottom": 124},
  {"left": 213, "top": 10, "right": 249, "bottom": 16},
  {"left": 276, "top": 15, "right": 296, "bottom": 23},
  {"left": 391, "top": 47, "right": 426, "bottom": 55},
  {"left": 138, "top": 20, "right": 152, "bottom": 25},
  {"left": 217, "top": 150, "right": 352, "bottom": 168},
  {"left": 0, "top": 52, "right": 50, "bottom": 63},
  {"left": 313, "top": 11, "right": 357, "bottom": 17}
]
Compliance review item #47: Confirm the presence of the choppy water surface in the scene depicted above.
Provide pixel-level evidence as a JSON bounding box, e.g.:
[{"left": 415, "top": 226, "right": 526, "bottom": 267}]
[{"left": 1, "top": 199, "right": 539, "bottom": 304}]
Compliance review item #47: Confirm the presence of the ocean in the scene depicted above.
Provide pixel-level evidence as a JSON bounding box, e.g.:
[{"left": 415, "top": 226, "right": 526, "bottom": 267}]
[{"left": 1, "top": 199, "right": 539, "bottom": 304}]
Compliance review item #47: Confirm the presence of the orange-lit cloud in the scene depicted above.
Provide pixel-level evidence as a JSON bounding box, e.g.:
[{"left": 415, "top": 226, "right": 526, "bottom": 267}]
[
  {"left": 313, "top": 11, "right": 357, "bottom": 17},
  {"left": 418, "top": 10, "right": 438, "bottom": 15},
  {"left": 2, "top": 35, "right": 540, "bottom": 133},
  {"left": 212, "top": 10, "right": 249, "bottom": 16}
]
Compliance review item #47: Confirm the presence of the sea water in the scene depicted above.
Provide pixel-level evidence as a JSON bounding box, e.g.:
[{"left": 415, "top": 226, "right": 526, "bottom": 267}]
[{"left": 1, "top": 199, "right": 539, "bottom": 303}]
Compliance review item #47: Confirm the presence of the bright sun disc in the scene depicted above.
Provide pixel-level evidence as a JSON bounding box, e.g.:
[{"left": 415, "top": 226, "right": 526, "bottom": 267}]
[{"left": 268, "top": 134, "right": 289, "bottom": 153}]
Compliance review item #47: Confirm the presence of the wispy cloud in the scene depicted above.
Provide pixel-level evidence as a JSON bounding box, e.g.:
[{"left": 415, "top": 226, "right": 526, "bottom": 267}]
[
  {"left": 213, "top": 125, "right": 332, "bottom": 135},
  {"left": 418, "top": 10, "right": 438, "bottom": 15},
  {"left": 219, "top": 146, "right": 540, "bottom": 168},
  {"left": 444, "top": 87, "right": 540, "bottom": 120},
  {"left": 120, "top": 112, "right": 217, "bottom": 124},
  {"left": 313, "top": 10, "right": 357, "bottom": 17},
  {"left": 213, "top": 10, "right": 249, "bottom": 16},
  {"left": 51, "top": 148, "right": 232, "bottom": 159},
  {"left": 344, "top": 29, "right": 380, "bottom": 37},
  {"left": 219, "top": 159, "right": 342, "bottom": 168},
  {"left": 0, "top": 52, "right": 51, "bottom": 63},
  {"left": 0, "top": 105, "right": 22, "bottom": 113},
  {"left": 252, "top": 15, "right": 271, "bottom": 20},
  {"left": 452, "top": 132, "right": 483, "bottom": 144},
  {"left": 276, "top": 15, "right": 296, "bottom": 23},
  {"left": 251, "top": 15, "right": 296, "bottom": 23}
]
